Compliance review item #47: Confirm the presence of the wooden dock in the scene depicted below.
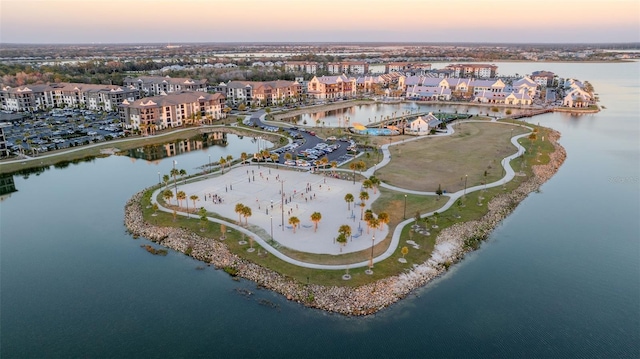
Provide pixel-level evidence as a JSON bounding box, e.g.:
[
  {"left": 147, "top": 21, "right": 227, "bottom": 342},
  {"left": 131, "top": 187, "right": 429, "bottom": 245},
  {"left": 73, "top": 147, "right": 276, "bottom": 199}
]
[{"left": 504, "top": 108, "right": 554, "bottom": 120}]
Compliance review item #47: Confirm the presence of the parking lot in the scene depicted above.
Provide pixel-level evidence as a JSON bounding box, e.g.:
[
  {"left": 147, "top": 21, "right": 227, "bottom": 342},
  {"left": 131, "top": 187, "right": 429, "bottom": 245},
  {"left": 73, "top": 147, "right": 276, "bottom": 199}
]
[{"left": 3, "top": 109, "right": 124, "bottom": 155}]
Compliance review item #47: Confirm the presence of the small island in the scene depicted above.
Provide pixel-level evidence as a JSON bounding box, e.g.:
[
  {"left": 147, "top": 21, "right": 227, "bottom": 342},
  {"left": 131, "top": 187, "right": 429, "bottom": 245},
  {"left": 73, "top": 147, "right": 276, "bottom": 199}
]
[{"left": 124, "top": 106, "right": 566, "bottom": 316}]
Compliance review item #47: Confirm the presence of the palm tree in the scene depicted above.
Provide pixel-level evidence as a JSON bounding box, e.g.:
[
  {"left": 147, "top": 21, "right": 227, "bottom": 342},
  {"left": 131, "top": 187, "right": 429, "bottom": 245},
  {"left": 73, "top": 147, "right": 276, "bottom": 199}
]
[
  {"left": 369, "top": 217, "right": 380, "bottom": 235},
  {"left": 310, "top": 212, "right": 322, "bottom": 232},
  {"left": 176, "top": 191, "right": 186, "bottom": 208},
  {"left": 235, "top": 203, "right": 245, "bottom": 224},
  {"left": 170, "top": 168, "right": 179, "bottom": 186},
  {"left": 152, "top": 203, "right": 159, "bottom": 215},
  {"left": 270, "top": 153, "right": 279, "bottom": 167},
  {"left": 284, "top": 152, "right": 293, "bottom": 162},
  {"left": 359, "top": 191, "right": 369, "bottom": 205},
  {"left": 219, "top": 156, "right": 227, "bottom": 173},
  {"left": 162, "top": 174, "right": 170, "bottom": 187},
  {"left": 349, "top": 161, "right": 357, "bottom": 184},
  {"left": 190, "top": 195, "right": 199, "bottom": 211},
  {"left": 163, "top": 189, "right": 174, "bottom": 205},
  {"left": 359, "top": 202, "right": 366, "bottom": 220},
  {"left": 330, "top": 161, "right": 338, "bottom": 176},
  {"left": 344, "top": 193, "right": 354, "bottom": 210},
  {"left": 320, "top": 156, "right": 329, "bottom": 169},
  {"left": 364, "top": 210, "right": 374, "bottom": 234},
  {"left": 337, "top": 224, "right": 351, "bottom": 245},
  {"left": 369, "top": 176, "right": 380, "bottom": 194},
  {"left": 338, "top": 224, "right": 352, "bottom": 238},
  {"left": 241, "top": 152, "right": 248, "bottom": 164},
  {"left": 179, "top": 169, "right": 187, "bottom": 184},
  {"left": 377, "top": 212, "right": 389, "bottom": 230},
  {"left": 242, "top": 205, "right": 252, "bottom": 225},
  {"left": 289, "top": 216, "right": 300, "bottom": 233},
  {"left": 226, "top": 155, "right": 233, "bottom": 168},
  {"left": 362, "top": 179, "right": 373, "bottom": 193}
]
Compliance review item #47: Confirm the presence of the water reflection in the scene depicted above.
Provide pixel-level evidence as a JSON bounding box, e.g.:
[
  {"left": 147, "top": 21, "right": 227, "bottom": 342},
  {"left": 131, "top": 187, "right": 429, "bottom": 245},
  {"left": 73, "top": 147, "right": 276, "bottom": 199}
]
[
  {"left": 282, "top": 102, "right": 528, "bottom": 127},
  {"left": 0, "top": 173, "right": 17, "bottom": 201},
  {"left": 126, "top": 131, "right": 229, "bottom": 161}
]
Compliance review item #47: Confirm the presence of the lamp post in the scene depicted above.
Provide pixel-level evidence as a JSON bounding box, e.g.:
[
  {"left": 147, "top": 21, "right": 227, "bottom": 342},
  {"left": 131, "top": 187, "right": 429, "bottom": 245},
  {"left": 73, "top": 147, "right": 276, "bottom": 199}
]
[
  {"left": 173, "top": 160, "right": 178, "bottom": 200},
  {"left": 368, "top": 234, "right": 375, "bottom": 273},
  {"left": 464, "top": 174, "right": 468, "bottom": 196},
  {"left": 157, "top": 171, "right": 160, "bottom": 185},
  {"left": 208, "top": 155, "right": 211, "bottom": 173},
  {"left": 403, "top": 194, "right": 407, "bottom": 219},
  {"left": 270, "top": 215, "right": 273, "bottom": 239},
  {"left": 279, "top": 178, "right": 285, "bottom": 231}
]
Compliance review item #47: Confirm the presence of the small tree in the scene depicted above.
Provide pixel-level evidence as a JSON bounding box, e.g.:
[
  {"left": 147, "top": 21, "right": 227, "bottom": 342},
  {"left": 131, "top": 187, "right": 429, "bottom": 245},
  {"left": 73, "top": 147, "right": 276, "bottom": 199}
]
[
  {"left": 163, "top": 189, "right": 174, "bottom": 205},
  {"left": 289, "top": 216, "right": 300, "bottom": 233},
  {"left": 436, "top": 184, "right": 443, "bottom": 198},
  {"left": 235, "top": 203, "right": 246, "bottom": 224},
  {"left": 190, "top": 195, "right": 199, "bottom": 212},
  {"left": 152, "top": 203, "right": 158, "bottom": 215},
  {"left": 220, "top": 223, "right": 227, "bottom": 240},
  {"left": 199, "top": 207, "right": 208, "bottom": 232},
  {"left": 242, "top": 205, "right": 252, "bottom": 225},
  {"left": 176, "top": 191, "right": 186, "bottom": 208},
  {"left": 401, "top": 246, "right": 409, "bottom": 258},
  {"left": 377, "top": 212, "right": 389, "bottom": 229},
  {"left": 310, "top": 212, "right": 322, "bottom": 232}
]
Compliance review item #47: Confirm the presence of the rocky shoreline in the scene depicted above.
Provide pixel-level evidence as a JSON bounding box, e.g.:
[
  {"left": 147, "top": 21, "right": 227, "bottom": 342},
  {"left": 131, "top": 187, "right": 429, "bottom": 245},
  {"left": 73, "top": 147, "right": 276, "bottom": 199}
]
[{"left": 124, "top": 129, "right": 566, "bottom": 316}]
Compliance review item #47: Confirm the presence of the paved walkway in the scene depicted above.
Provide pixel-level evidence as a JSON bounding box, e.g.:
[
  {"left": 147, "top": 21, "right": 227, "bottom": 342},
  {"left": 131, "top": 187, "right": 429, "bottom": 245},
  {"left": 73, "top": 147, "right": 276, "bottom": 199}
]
[{"left": 151, "top": 119, "right": 533, "bottom": 270}]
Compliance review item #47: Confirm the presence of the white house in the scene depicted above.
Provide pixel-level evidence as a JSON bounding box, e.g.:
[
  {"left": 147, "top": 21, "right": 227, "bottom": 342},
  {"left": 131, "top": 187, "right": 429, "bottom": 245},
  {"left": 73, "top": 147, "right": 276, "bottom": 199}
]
[
  {"left": 563, "top": 88, "right": 592, "bottom": 107},
  {"left": 405, "top": 85, "right": 452, "bottom": 101},
  {"left": 406, "top": 113, "right": 442, "bottom": 135}
]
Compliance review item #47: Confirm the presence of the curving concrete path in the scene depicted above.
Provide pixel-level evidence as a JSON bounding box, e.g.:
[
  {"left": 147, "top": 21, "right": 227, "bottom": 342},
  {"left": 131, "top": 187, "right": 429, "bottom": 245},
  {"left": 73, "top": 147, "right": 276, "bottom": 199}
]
[{"left": 151, "top": 119, "right": 533, "bottom": 270}]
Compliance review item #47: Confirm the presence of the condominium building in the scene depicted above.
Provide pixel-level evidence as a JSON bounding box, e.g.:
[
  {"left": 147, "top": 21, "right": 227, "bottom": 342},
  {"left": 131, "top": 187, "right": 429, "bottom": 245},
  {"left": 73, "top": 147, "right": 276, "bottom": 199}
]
[
  {"left": 119, "top": 91, "right": 226, "bottom": 134},
  {"left": 0, "top": 122, "right": 11, "bottom": 157},
  {"left": 307, "top": 74, "right": 357, "bottom": 100},
  {"left": 284, "top": 61, "right": 320, "bottom": 74},
  {"left": 218, "top": 80, "right": 301, "bottom": 106},
  {"left": 326, "top": 62, "right": 369, "bottom": 75},
  {"left": 123, "top": 76, "right": 207, "bottom": 96},
  {"left": 445, "top": 64, "right": 498, "bottom": 78},
  {"left": 0, "top": 83, "right": 140, "bottom": 112},
  {"left": 531, "top": 70, "right": 555, "bottom": 87}
]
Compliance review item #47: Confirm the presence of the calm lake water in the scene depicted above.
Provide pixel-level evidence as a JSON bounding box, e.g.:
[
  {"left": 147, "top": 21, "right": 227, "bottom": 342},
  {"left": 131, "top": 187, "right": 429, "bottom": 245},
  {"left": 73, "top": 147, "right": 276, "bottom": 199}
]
[{"left": 1, "top": 62, "right": 639, "bottom": 358}]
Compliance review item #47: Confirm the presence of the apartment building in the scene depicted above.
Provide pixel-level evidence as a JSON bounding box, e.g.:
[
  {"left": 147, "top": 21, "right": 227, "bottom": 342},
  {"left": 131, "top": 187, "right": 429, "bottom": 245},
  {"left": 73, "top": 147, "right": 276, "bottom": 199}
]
[
  {"left": 307, "top": 74, "right": 356, "bottom": 100},
  {"left": 0, "top": 83, "right": 140, "bottom": 112},
  {"left": 123, "top": 76, "right": 207, "bottom": 96},
  {"left": 0, "top": 122, "right": 11, "bottom": 158},
  {"left": 119, "top": 91, "right": 226, "bottom": 134},
  {"left": 445, "top": 64, "right": 498, "bottom": 78},
  {"left": 218, "top": 80, "right": 301, "bottom": 106},
  {"left": 531, "top": 71, "right": 555, "bottom": 87},
  {"left": 326, "top": 62, "right": 369, "bottom": 75},
  {"left": 284, "top": 61, "right": 320, "bottom": 74}
]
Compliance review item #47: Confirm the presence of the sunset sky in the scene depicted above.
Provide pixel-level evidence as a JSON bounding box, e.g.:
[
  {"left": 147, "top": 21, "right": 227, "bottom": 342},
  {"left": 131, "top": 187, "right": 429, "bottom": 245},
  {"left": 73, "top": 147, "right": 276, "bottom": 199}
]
[{"left": 1, "top": 0, "right": 638, "bottom": 44}]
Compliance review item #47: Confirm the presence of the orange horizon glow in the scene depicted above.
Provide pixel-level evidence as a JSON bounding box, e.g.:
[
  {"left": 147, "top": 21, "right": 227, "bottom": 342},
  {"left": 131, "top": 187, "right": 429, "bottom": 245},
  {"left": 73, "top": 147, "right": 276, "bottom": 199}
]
[{"left": 1, "top": 0, "right": 638, "bottom": 43}]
